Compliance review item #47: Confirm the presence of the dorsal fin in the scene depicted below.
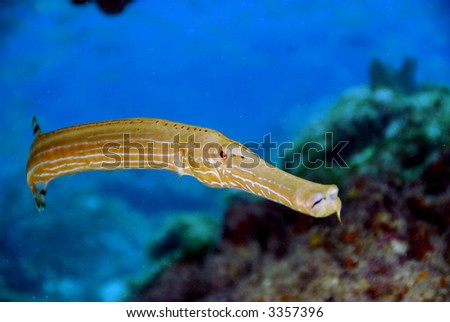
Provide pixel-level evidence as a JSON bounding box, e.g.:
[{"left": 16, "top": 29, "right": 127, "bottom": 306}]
[{"left": 32, "top": 116, "right": 43, "bottom": 139}]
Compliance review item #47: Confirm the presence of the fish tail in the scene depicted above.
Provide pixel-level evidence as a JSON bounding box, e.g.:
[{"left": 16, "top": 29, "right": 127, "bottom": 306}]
[
  {"left": 32, "top": 116, "right": 43, "bottom": 139},
  {"left": 32, "top": 181, "right": 48, "bottom": 213},
  {"left": 30, "top": 116, "right": 46, "bottom": 212}
]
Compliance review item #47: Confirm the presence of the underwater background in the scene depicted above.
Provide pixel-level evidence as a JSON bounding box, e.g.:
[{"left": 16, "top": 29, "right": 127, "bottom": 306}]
[{"left": 1, "top": 0, "right": 449, "bottom": 301}]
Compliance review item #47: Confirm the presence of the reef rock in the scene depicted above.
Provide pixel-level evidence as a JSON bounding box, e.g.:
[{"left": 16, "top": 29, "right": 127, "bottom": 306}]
[
  {"left": 135, "top": 60, "right": 450, "bottom": 301},
  {"left": 136, "top": 175, "right": 450, "bottom": 300},
  {"left": 285, "top": 62, "right": 450, "bottom": 188}
]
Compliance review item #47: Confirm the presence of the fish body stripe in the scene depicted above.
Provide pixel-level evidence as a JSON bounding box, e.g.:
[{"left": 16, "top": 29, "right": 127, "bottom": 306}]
[{"left": 26, "top": 117, "right": 341, "bottom": 221}]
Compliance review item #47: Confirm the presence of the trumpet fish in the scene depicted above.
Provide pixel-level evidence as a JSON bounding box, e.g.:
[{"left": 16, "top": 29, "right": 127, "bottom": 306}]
[{"left": 26, "top": 117, "right": 341, "bottom": 221}]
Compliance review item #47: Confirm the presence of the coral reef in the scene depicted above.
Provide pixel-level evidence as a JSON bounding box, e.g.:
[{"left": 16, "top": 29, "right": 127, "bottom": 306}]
[
  {"left": 135, "top": 175, "right": 450, "bottom": 301},
  {"left": 135, "top": 60, "right": 450, "bottom": 301},
  {"left": 285, "top": 62, "right": 450, "bottom": 189},
  {"left": 405, "top": 149, "right": 450, "bottom": 226},
  {"left": 370, "top": 57, "right": 418, "bottom": 94},
  {"left": 148, "top": 213, "right": 220, "bottom": 262}
]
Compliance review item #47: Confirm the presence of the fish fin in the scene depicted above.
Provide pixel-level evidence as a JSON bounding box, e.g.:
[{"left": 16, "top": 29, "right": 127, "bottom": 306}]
[
  {"left": 32, "top": 116, "right": 43, "bottom": 139},
  {"left": 32, "top": 181, "right": 48, "bottom": 213}
]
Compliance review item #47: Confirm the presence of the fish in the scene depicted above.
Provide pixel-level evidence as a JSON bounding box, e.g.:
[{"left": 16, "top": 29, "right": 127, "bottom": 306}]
[{"left": 26, "top": 117, "right": 342, "bottom": 222}]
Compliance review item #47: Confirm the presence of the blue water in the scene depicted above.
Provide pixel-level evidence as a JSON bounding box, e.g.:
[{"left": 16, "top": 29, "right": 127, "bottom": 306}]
[{"left": 0, "top": 0, "right": 449, "bottom": 301}]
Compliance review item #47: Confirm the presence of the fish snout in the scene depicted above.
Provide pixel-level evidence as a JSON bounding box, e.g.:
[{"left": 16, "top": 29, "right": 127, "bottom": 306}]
[{"left": 294, "top": 185, "right": 341, "bottom": 219}]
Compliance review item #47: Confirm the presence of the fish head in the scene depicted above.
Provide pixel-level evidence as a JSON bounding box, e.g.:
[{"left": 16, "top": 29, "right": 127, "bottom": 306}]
[{"left": 295, "top": 184, "right": 342, "bottom": 222}]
